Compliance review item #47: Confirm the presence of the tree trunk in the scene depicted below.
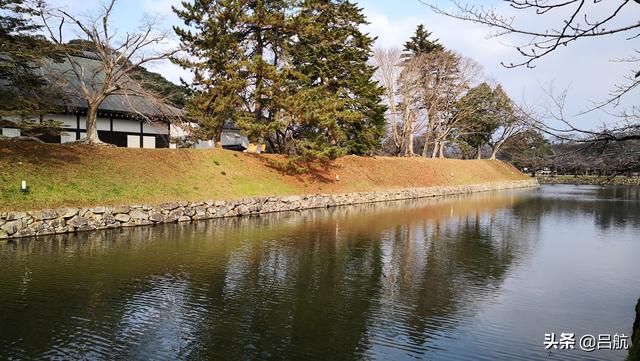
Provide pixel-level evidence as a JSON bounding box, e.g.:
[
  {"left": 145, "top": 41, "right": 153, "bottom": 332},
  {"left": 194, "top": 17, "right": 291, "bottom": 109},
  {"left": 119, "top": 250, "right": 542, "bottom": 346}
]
[
  {"left": 404, "top": 114, "right": 415, "bottom": 156},
  {"left": 438, "top": 141, "right": 445, "bottom": 158},
  {"left": 254, "top": 27, "right": 264, "bottom": 148},
  {"left": 85, "top": 103, "right": 101, "bottom": 143},
  {"left": 476, "top": 144, "right": 482, "bottom": 159},
  {"left": 214, "top": 128, "right": 223, "bottom": 148},
  {"left": 405, "top": 121, "right": 414, "bottom": 156},
  {"left": 422, "top": 122, "right": 435, "bottom": 157},
  {"left": 421, "top": 135, "right": 430, "bottom": 157},
  {"left": 405, "top": 135, "right": 414, "bottom": 156},
  {"left": 490, "top": 148, "right": 498, "bottom": 160},
  {"left": 431, "top": 140, "right": 439, "bottom": 158}
]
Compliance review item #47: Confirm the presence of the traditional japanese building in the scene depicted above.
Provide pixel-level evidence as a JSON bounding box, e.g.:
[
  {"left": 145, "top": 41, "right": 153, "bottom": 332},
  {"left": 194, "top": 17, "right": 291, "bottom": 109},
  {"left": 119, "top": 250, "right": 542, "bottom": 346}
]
[{"left": 0, "top": 53, "right": 250, "bottom": 150}]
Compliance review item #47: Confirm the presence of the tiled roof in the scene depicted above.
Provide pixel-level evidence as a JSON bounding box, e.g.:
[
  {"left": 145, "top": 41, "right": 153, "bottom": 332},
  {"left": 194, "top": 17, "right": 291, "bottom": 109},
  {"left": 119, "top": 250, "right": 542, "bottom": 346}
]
[{"left": 40, "top": 54, "right": 181, "bottom": 121}]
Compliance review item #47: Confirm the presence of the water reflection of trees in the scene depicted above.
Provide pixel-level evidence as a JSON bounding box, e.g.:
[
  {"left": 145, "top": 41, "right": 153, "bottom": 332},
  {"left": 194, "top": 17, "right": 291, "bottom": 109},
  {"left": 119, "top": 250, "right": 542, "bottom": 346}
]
[
  {"left": 0, "top": 190, "right": 540, "bottom": 360},
  {"left": 527, "top": 185, "right": 640, "bottom": 231},
  {"left": 372, "top": 205, "right": 538, "bottom": 358}
]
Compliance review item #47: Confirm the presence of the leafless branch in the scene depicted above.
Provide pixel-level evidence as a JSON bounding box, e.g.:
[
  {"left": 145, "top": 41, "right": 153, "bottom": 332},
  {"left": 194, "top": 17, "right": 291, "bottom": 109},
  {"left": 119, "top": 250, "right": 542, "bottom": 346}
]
[{"left": 38, "top": 0, "right": 181, "bottom": 143}]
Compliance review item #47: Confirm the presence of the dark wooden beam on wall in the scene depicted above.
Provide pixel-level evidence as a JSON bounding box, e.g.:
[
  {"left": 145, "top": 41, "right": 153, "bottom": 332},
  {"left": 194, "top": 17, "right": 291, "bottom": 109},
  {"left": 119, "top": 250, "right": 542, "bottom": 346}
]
[{"left": 139, "top": 120, "right": 144, "bottom": 148}]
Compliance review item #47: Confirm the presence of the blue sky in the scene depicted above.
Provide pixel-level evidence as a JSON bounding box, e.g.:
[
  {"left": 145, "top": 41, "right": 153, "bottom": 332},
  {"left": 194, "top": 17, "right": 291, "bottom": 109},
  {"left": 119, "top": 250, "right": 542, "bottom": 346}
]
[
  {"left": 50, "top": 0, "right": 635, "bottom": 130},
  {"left": 360, "top": 0, "right": 428, "bottom": 20},
  {"left": 83, "top": 0, "right": 440, "bottom": 28}
]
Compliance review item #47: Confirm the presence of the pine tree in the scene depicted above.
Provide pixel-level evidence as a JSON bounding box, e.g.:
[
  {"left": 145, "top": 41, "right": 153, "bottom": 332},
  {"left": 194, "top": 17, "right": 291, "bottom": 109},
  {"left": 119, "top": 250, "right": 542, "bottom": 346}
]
[
  {"left": 290, "top": 0, "right": 386, "bottom": 156},
  {"left": 173, "top": 0, "right": 292, "bottom": 148},
  {"left": 403, "top": 24, "right": 443, "bottom": 58},
  {"left": 0, "top": 0, "right": 60, "bottom": 115},
  {"left": 175, "top": 0, "right": 385, "bottom": 157}
]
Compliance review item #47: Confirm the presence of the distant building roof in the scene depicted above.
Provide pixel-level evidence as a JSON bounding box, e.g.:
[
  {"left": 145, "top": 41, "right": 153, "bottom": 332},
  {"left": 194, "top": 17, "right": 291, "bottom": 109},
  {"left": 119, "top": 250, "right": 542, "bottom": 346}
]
[{"left": 39, "top": 54, "right": 181, "bottom": 121}]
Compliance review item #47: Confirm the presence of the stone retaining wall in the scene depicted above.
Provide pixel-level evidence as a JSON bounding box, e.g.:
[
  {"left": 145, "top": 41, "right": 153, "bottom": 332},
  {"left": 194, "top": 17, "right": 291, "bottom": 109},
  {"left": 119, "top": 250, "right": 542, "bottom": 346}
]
[
  {"left": 538, "top": 176, "right": 640, "bottom": 186},
  {"left": 1, "top": 179, "right": 538, "bottom": 240}
]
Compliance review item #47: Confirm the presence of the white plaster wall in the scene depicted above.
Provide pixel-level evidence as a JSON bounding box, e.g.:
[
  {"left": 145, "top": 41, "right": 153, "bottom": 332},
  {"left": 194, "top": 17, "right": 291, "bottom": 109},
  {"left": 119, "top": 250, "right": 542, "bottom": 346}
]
[
  {"left": 170, "top": 123, "right": 190, "bottom": 137},
  {"left": 113, "top": 119, "right": 140, "bottom": 133},
  {"left": 221, "top": 130, "right": 249, "bottom": 148},
  {"left": 76, "top": 116, "right": 87, "bottom": 130},
  {"left": 2, "top": 115, "right": 39, "bottom": 123},
  {"left": 1, "top": 128, "right": 21, "bottom": 137},
  {"left": 143, "top": 122, "right": 168, "bottom": 135},
  {"left": 220, "top": 132, "right": 239, "bottom": 145},
  {"left": 61, "top": 132, "right": 76, "bottom": 143},
  {"left": 97, "top": 117, "right": 110, "bottom": 131},
  {"left": 195, "top": 140, "right": 215, "bottom": 149}
]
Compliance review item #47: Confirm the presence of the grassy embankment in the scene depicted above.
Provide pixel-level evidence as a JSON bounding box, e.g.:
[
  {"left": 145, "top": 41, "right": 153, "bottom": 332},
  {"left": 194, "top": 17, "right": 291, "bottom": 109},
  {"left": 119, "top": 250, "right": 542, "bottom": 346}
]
[{"left": 0, "top": 141, "right": 529, "bottom": 211}]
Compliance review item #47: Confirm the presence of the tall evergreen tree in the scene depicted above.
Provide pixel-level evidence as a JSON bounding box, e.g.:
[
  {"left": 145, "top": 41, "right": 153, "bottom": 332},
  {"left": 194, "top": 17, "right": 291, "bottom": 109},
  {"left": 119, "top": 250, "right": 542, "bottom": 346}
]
[
  {"left": 173, "top": 0, "right": 292, "bottom": 148},
  {"left": 403, "top": 24, "right": 443, "bottom": 58},
  {"left": 174, "top": 0, "right": 386, "bottom": 157},
  {"left": 0, "top": 0, "right": 59, "bottom": 115},
  {"left": 290, "top": 0, "right": 386, "bottom": 156}
]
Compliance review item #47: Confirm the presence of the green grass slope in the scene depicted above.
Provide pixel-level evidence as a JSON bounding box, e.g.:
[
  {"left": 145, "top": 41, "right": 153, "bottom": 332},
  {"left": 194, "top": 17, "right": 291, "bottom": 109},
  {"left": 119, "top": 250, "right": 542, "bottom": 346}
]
[{"left": 0, "top": 141, "right": 530, "bottom": 211}]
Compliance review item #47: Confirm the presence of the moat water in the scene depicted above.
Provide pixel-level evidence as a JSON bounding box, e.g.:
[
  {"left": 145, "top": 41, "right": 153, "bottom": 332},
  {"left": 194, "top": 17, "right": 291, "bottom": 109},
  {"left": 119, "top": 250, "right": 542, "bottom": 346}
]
[{"left": 1, "top": 185, "right": 639, "bottom": 360}]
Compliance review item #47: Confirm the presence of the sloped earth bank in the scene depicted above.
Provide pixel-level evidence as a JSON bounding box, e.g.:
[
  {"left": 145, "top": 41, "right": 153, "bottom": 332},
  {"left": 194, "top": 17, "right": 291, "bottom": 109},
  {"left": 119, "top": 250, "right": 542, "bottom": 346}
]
[
  {"left": 1, "top": 141, "right": 529, "bottom": 211},
  {"left": 1, "top": 141, "right": 535, "bottom": 240}
]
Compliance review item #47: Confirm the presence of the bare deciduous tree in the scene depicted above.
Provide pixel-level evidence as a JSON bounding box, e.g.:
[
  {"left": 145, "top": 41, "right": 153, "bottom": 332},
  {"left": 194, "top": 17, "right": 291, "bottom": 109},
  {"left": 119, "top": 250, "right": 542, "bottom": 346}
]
[
  {"left": 425, "top": 53, "right": 482, "bottom": 158},
  {"left": 422, "top": 1, "right": 640, "bottom": 149},
  {"left": 397, "top": 55, "right": 427, "bottom": 156},
  {"left": 373, "top": 47, "right": 404, "bottom": 154},
  {"left": 403, "top": 51, "right": 482, "bottom": 158},
  {"left": 488, "top": 111, "right": 527, "bottom": 160},
  {"left": 375, "top": 47, "right": 484, "bottom": 158},
  {"left": 526, "top": 85, "right": 640, "bottom": 171},
  {"left": 39, "top": 0, "right": 179, "bottom": 144},
  {"left": 422, "top": 1, "right": 640, "bottom": 70},
  {"left": 373, "top": 46, "right": 429, "bottom": 157}
]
